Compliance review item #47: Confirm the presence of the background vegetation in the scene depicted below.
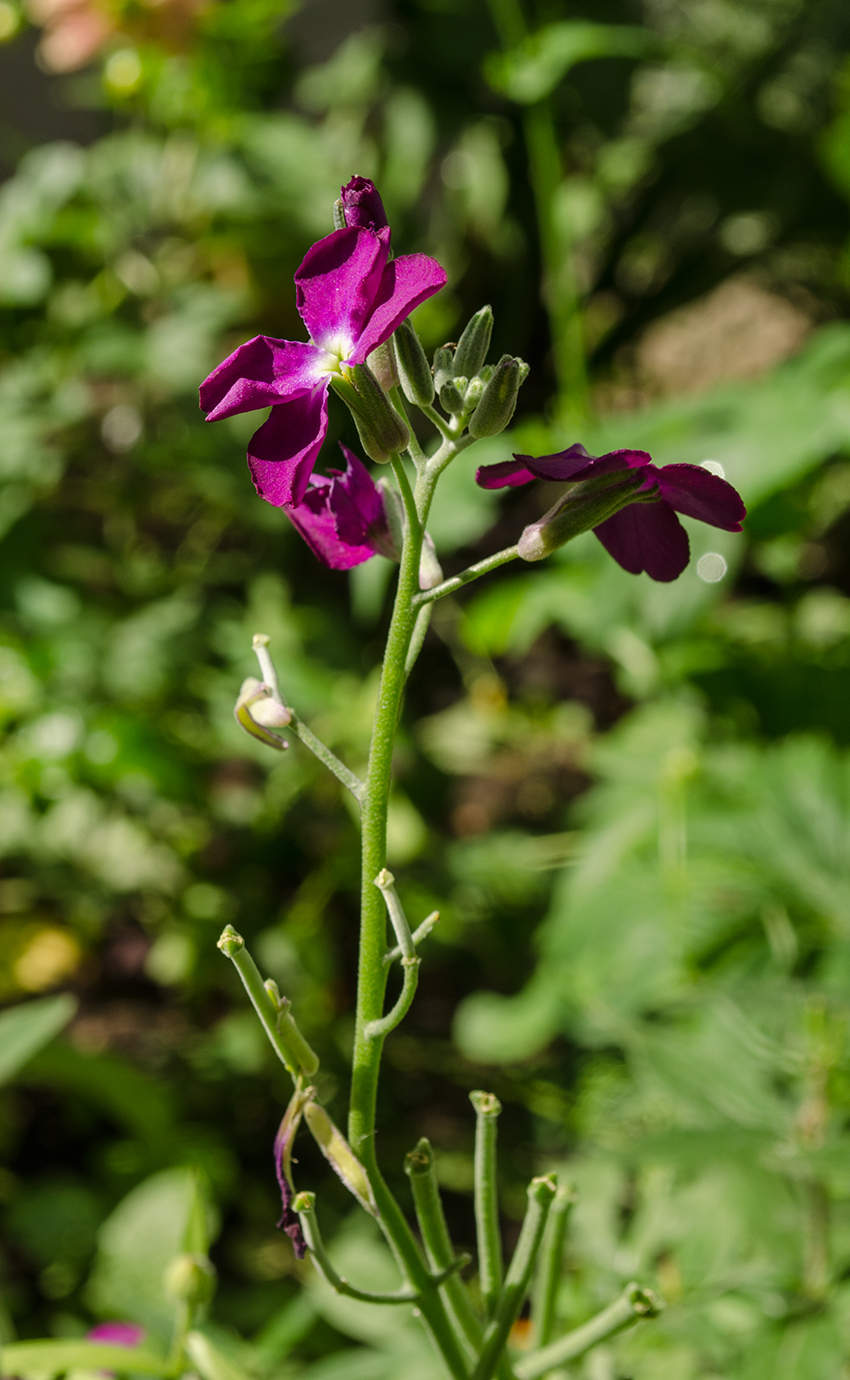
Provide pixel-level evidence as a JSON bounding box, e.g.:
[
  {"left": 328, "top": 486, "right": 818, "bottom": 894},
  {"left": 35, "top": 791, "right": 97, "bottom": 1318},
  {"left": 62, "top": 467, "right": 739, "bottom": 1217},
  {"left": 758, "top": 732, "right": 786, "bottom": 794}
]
[{"left": 3, "top": 0, "right": 850, "bottom": 1375}]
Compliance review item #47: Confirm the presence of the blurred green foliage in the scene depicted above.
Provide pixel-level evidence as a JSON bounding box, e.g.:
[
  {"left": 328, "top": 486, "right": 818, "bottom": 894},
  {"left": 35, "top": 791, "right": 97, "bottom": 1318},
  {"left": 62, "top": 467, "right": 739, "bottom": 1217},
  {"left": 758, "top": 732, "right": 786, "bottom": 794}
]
[{"left": 3, "top": 0, "right": 850, "bottom": 1376}]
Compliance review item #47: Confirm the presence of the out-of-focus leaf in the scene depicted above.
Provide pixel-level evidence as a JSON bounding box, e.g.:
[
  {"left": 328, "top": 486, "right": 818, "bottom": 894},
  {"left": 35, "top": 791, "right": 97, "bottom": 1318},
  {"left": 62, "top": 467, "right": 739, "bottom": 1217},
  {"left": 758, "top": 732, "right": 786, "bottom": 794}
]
[
  {"left": 0, "top": 1341, "right": 171, "bottom": 1377},
  {"left": 485, "top": 22, "right": 654, "bottom": 104},
  {"left": 0, "top": 994, "right": 76, "bottom": 1086}
]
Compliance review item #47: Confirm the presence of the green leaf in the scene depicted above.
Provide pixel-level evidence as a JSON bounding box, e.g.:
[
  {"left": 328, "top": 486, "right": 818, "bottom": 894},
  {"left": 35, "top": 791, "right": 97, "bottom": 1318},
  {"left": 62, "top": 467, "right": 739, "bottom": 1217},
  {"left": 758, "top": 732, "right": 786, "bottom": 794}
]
[
  {"left": 184, "top": 1331, "right": 248, "bottom": 1380},
  {"left": 485, "top": 22, "right": 653, "bottom": 104},
  {"left": 0, "top": 1341, "right": 171, "bottom": 1377},
  {"left": 0, "top": 994, "right": 76, "bottom": 1086}
]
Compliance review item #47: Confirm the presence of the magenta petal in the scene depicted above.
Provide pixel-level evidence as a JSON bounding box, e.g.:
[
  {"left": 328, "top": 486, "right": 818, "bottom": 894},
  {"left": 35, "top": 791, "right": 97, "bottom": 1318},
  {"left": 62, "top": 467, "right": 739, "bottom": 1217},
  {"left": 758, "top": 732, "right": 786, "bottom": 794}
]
[
  {"left": 287, "top": 483, "right": 376, "bottom": 570},
  {"left": 295, "top": 228, "right": 387, "bottom": 354},
  {"left": 352, "top": 253, "right": 448, "bottom": 362},
  {"left": 340, "top": 176, "right": 389, "bottom": 233},
  {"left": 518, "top": 443, "right": 596, "bottom": 482},
  {"left": 476, "top": 459, "right": 537, "bottom": 489},
  {"left": 200, "top": 338, "right": 326, "bottom": 421},
  {"left": 247, "top": 385, "right": 329, "bottom": 508},
  {"left": 332, "top": 443, "right": 385, "bottom": 543},
  {"left": 656, "top": 463, "right": 746, "bottom": 531},
  {"left": 87, "top": 1324, "right": 145, "bottom": 1348},
  {"left": 594, "top": 500, "right": 690, "bottom": 581}
]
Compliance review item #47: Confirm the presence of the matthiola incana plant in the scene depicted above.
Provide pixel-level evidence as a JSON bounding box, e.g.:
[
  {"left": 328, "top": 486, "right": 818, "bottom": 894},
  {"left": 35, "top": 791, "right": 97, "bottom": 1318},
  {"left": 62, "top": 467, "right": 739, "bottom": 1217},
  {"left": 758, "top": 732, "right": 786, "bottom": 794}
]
[{"left": 197, "top": 179, "right": 745, "bottom": 1379}]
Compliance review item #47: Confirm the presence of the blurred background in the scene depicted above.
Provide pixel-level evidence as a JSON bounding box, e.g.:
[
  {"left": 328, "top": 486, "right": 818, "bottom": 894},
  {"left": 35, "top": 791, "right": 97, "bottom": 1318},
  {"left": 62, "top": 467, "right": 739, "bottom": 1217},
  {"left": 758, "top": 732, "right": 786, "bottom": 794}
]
[{"left": 2, "top": 0, "right": 850, "bottom": 1375}]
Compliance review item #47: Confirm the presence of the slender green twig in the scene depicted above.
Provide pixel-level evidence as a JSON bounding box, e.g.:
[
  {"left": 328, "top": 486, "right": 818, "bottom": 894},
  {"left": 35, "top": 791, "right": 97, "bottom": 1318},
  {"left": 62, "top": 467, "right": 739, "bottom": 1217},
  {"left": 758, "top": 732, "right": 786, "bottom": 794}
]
[
  {"left": 252, "top": 635, "right": 364, "bottom": 801},
  {"left": 470, "top": 1091, "right": 504, "bottom": 1319},
  {"left": 419, "top": 402, "right": 455, "bottom": 441},
  {"left": 365, "top": 955, "right": 420, "bottom": 1039},
  {"left": 294, "top": 1192, "right": 468, "bottom": 1303},
  {"left": 514, "top": 1283, "right": 663, "bottom": 1379},
  {"left": 374, "top": 868, "right": 416, "bottom": 958},
  {"left": 217, "top": 927, "right": 317, "bottom": 1077},
  {"left": 412, "top": 546, "right": 520, "bottom": 609},
  {"left": 384, "top": 910, "right": 439, "bottom": 964},
  {"left": 531, "top": 1187, "right": 574, "bottom": 1348},
  {"left": 472, "top": 1175, "right": 557, "bottom": 1380}
]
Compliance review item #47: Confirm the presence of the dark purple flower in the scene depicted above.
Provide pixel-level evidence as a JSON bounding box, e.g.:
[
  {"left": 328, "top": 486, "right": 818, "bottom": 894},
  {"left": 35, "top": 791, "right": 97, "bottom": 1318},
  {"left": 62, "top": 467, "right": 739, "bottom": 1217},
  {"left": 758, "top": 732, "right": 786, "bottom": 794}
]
[
  {"left": 274, "top": 1089, "right": 310, "bottom": 1259},
  {"left": 286, "top": 444, "right": 395, "bottom": 570},
  {"left": 200, "top": 221, "right": 446, "bottom": 509},
  {"left": 338, "top": 176, "right": 389, "bottom": 236},
  {"left": 87, "top": 1324, "right": 145, "bottom": 1348},
  {"left": 478, "top": 443, "right": 746, "bottom": 582}
]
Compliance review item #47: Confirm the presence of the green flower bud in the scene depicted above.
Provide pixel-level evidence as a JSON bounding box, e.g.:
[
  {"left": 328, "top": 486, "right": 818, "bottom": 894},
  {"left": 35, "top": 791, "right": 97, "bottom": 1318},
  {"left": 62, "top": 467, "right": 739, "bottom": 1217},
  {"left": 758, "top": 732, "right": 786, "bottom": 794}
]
[
  {"left": 164, "top": 1253, "right": 217, "bottom": 1307},
  {"left": 439, "top": 376, "right": 467, "bottom": 415},
  {"left": 394, "top": 317, "right": 434, "bottom": 407},
  {"left": 517, "top": 470, "right": 654, "bottom": 561},
  {"left": 303, "top": 1101, "right": 377, "bottom": 1215},
  {"left": 453, "top": 305, "right": 493, "bottom": 379},
  {"left": 464, "top": 375, "right": 487, "bottom": 410},
  {"left": 216, "top": 924, "right": 243, "bottom": 958},
  {"left": 234, "top": 677, "right": 291, "bottom": 751},
  {"left": 468, "top": 355, "right": 526, "bottom": 438},
  {"left": 366, "top": 340, "right": 399, "bottom": 393},
  {"left": 339, "top": 363, "right": 410, "bottom": 463},
  {"left": 432, "top": 345, "right": 455, "bottom": 394}
]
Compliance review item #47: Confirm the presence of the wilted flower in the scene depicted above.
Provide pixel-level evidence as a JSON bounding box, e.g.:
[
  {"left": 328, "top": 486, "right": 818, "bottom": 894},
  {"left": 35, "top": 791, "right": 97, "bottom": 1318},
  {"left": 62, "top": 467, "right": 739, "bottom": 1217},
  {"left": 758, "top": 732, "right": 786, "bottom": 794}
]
[
  {"left": 478, "top": 444, "right": 746, "bottom": 581},
  {"left": 199, "top": 201, "right": 446, "bottom": 508},
  {"left": 286, "top": 444, "right": 396, "bottom": 570},
  {"left": 274, "top": 1088, "right": 312, "bottom": 1259}
]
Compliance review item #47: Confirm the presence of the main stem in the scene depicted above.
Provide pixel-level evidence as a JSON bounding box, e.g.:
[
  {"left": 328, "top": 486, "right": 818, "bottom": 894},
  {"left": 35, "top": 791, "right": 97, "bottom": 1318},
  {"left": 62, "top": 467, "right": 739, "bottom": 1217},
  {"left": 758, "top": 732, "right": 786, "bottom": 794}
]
[{"left": 348, "top": 443, "right": 470, "bottom": 1379}]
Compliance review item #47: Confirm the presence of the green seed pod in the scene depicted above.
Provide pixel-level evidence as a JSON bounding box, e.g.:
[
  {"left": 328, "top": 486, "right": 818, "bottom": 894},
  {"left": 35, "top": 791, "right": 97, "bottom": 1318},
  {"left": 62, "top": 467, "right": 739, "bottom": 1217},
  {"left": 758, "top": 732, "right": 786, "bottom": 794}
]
[
  {"left": 394, "top": 317, "right": 434, "bottom": 407},
  {"left": 518, "top": 470, "right": 654, "bottom": 561},
  {"left": 304, "top": 1101, "right": 378, "bottom": 1215},
  {"left": 453, "top": 305, "right": 493, "bottom": 379},
  {"left": 341, "top": 362, "right": 410, "bottom": 463},
  {"left": 468, "top": 355, "right": 526, "bottom": 438}
]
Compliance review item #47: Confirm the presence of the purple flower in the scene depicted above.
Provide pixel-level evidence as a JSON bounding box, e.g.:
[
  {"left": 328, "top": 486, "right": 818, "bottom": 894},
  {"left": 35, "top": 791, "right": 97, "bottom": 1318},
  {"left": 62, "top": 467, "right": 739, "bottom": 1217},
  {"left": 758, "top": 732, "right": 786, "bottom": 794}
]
[
  {"left": 286, "top": 444, "right": 396, "bottom": 570},
  {"left": 200, "top": 217, "right": 446, "bottom": 509},
  {"left": 87, "top": 1324, "right": 145, "bottom": 1348},
  {"left": 338, "top": 176, "right": 389, "bottom": 236},
  {"left": 477, "top": 444, "right": 746, "bottom": 582}
]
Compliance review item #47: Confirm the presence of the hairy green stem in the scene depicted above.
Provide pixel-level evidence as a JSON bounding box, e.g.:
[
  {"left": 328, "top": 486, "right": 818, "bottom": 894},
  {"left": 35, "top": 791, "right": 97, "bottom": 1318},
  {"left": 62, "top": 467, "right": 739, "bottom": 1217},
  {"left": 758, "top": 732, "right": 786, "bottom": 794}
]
[
  {"left": 413, "top": 546, "right": 520, "bottom": 609},
  {"left": 472, "top": 1176, "right": 557, "bottom": 1380},
  {"left": 515, "top": 1283, "right": 662, "bottom": 1379},
  {"left": 531, "top": 1188, "right": 574, "bottom": 1348},
  {"left": 471, "top": 1091, "right": 503, "bottom": 1318}
]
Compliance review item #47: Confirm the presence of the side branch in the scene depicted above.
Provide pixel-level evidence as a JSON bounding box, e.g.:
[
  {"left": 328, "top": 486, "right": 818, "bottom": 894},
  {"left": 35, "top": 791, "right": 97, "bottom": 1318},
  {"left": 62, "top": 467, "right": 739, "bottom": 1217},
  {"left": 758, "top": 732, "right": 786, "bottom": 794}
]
[
  {"left": 412, "top": 546, "right": 520, "bottom": 608},
  {"left": 252, "top": 634, "right": 364, "bottom": 801},
  {"left": 514, "top": 1283, "right": 663, "bottom": 1379}
]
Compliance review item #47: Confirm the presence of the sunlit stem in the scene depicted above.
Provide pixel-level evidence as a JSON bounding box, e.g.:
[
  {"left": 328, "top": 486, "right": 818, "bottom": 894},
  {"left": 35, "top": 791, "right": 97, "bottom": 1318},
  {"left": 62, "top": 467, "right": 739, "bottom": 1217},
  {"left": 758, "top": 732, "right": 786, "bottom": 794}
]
[
  {"left": 470, "top": 1091, "right": 503, "bottom": 1318},
  {"left": 531, "top": 1187, "right": 575, "bottom": 1348},
  {"left": 412, "top": 546, "right": 520, "bottom": 609},
  {"left": 514, "top": 1283, "right": 663, "bottom": 1379},
  {"left": 384, "top": 910, "right": 439, "bottom": 964},
  {"left": 252, "top": 635, "right": 363, "bottom": 801},
  {"left": 471, "top": 1176, "right": 557, "bottom": 1380}
]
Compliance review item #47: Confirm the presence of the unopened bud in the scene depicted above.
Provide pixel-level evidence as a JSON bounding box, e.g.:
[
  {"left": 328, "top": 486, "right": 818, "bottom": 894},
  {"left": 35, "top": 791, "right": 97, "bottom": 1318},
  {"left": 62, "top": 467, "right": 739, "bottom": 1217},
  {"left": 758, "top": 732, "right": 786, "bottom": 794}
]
[
  {"left": 518, "top": 470, "right": 653, "bottom": 561},
  {"left": 217, "top": 924, "right": 244, "bottom": 958},
  {"left": 164, "top": 1253, "right": 216, "bottom": 1307},
  {"left": 419, "top": 531, "right": 443, "bottom": 590},
  {"left": 344, "top": 363, "right": 410, "bottom": 463},
  {"left": 234, "top": 677, "right": 291, "bottom": 750},
  {"left": 439, "top": 376, "right": 467, "bottom": 415},
  {"left": 366, "top": 340, "right": 398, "bottom": 393},
  {"left": 303, "top": 1101, "right": 377, "bottom": 1215},
  {"left": 394, "top": 317, "right": 434, "bottom": 407},
  {"left": 464, "top": 375, "right": 488, "bottom": 410},
  {"left": 453, "top": 305, "right": 493, "bottom": 379},
  {"left": 432, "top": 345, "right": 455, "bottom": 394},
  {"left": 376, "top": 478, "right": 404, "bottom": 558},
  {"left": 468, "top": 355, "right": 526, "bottom": 438}
]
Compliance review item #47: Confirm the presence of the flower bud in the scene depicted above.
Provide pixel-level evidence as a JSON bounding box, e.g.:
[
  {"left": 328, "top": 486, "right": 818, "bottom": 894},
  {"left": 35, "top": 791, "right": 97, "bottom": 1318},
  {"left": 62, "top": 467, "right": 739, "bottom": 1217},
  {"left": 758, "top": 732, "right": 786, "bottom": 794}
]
[
  {"left": 303, "top": 1101, "right": 377, "bottom": 1215},
  {"left": 432, "top": 345, "right": 455, "bottom": 394},
  {"left": 366, "top": 340, "right": 398, "bottom": 393},
  {"left": 517, "top": 470, "right": 653, "bottom": 561},
  {"left": 234, "top": 677, "right": 291, "bottom": 750},
  {"left": 343, "top": 363, "right": 410, "bottom": 463},
  {"left": 453, "top": 305, "right": 493, "bottom": 379},
  {"left": 468, "top": 355, "right": 526, "bottom": 438},
  {"left": 394, "top": 317, "right": 434, "bottom": 407},
  {"left": 164, "top": 1253, "right": 216, "bottom": 1308},
  {"left": 439, "top": 376, "right": 467, "bottom": 415},
  {"left": 376, "top": 478, "right": 404, "bottom": 559},
  {"left": 463, "top": 375, "right": 488, "bottom": 410}
]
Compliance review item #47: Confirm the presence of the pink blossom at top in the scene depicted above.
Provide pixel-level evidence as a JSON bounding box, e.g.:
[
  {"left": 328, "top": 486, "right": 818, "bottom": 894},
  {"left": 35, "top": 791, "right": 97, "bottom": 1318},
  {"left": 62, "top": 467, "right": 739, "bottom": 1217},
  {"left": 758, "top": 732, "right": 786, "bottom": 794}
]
[
  {"left": 338, "top": 177, "right": 389, "bottom": 236},
  {"left": 87, "top": 1323, "right": 146, "bottom": 1348},
  {"left": 200, "top": 214, "right": 446, "bottom": 509},
  {"left": 286, "top": 444, "right": 396, "bottom": 570},
  {"left": 477, "top": 443, "right": 746, "bottom": 582}
]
